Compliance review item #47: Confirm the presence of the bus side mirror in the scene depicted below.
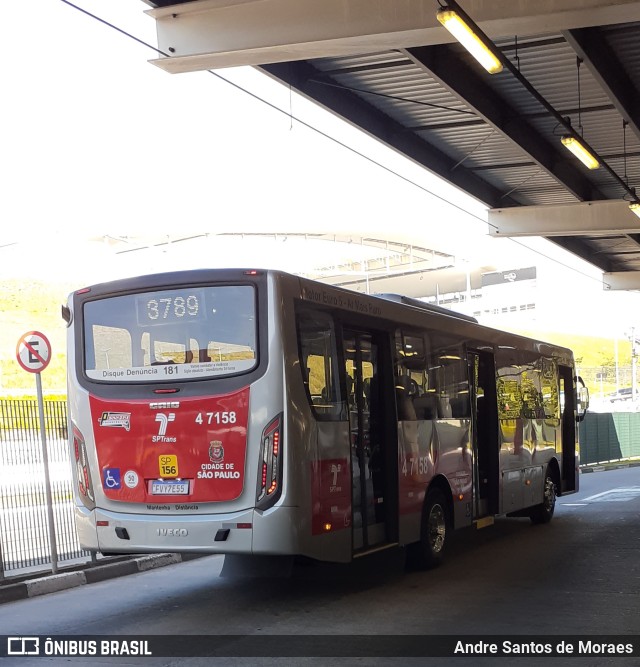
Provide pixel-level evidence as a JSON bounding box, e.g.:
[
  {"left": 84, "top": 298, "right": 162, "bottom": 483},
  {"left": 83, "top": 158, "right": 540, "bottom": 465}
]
[{"left": 576, "top": 376, "right": 589, "bottom": 422}]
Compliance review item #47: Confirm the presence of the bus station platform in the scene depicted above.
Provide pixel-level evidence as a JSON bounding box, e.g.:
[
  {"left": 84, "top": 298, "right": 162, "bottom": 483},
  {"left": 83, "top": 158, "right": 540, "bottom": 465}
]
[{"left": 0, "top": 553, "right": 201, "bottom": 605}]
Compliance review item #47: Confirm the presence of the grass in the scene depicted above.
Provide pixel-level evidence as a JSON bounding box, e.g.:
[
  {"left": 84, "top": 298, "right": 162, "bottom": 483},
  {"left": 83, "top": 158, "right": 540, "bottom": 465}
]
[
  {"left": 510, "top": 328, "right": 632, "bottom": 368},
  {"left": 506, "top": 327, "right": 633, "bottom": 395}
]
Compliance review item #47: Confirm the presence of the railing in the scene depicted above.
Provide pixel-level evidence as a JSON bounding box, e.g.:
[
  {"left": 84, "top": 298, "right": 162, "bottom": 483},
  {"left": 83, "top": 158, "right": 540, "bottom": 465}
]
[{"left": 0, "top": 399, "right": 92, "bottom": 579}]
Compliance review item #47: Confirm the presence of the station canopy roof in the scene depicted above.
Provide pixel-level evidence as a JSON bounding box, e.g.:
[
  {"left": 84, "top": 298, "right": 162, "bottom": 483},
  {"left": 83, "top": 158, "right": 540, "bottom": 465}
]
[{"left": 141, "top": 0, "right": 640, "bottom": 290}]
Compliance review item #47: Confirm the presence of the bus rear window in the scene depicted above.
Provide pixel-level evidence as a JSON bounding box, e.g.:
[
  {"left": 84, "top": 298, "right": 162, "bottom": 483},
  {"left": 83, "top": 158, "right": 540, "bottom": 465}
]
[{"left": 83, "top": 285, "right": 257, "bottom": 383}]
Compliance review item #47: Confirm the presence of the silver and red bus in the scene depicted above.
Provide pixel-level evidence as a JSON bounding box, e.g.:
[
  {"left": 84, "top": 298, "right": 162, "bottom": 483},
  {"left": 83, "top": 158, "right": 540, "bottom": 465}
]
[{"left": 63, "top": 268, "right": 588, "bottom": 567}]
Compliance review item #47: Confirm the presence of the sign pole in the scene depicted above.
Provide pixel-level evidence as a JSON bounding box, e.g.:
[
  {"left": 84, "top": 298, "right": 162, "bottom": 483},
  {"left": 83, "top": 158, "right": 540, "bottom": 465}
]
[
  {"left": 36, "top": 370, "right": 59, "bottom": 574},
  {"left": 16, "top": 331, "right": 58, "bottom": 574}
]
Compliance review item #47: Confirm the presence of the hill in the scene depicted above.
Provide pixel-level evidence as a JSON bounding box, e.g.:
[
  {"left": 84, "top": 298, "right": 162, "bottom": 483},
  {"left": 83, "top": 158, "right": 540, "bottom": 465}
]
[
  {"left": 505, "top": 328, "right": 631, "bottom": 370},
  {"left": 0, "top": 279, "right": 76, "bottom": 395}
]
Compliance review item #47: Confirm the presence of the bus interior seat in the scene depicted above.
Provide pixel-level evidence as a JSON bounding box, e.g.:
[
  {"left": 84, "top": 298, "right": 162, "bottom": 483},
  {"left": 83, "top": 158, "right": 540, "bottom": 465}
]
[
  {"left": 310, "top": 385, "right": 327, "bottom": 411},
  {"left": 449, "top": 396, "right": 471, "bottom": 418},
  {"left": 413, "top": 393, "right": 437, "bottom": 420},
  {"left": 345, "top": 375, "right": 355, "bottom": 404},
  {"left": 395, "top": 376, "right": 417, "bottom": 421},
  {"left": 362, "top": 377, "right": 371, "bottom": 409}
]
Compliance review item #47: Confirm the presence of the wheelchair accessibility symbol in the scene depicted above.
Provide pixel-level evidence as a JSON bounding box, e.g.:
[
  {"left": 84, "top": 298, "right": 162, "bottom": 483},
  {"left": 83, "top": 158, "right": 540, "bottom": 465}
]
[{"left": 103, "top": 467, "right": 121, "bottom": 490}]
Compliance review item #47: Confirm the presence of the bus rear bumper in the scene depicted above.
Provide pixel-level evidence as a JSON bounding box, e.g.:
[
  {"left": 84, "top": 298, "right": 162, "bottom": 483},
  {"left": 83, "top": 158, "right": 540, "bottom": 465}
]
[
  {"left": 77, "top": 506, "right": 256, "bottom": 554},
  {"left": 75, "top": 504, "right": 301, "bottom": 555}
]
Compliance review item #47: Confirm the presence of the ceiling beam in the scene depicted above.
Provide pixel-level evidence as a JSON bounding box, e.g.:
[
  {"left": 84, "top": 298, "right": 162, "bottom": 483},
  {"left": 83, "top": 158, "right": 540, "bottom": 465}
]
[
  {"left": 145, "top": 0, "right": 640, "bottom": 73},
  {"left": 260, "top": 60, "right": 519, "bottom": 209},
  {"left": 563, "top": 27, "right": 640, "bottom": 143},
  {"left": 488, "top": 200, "right": 640, "bottom": 236},
  {"left": 603, "top": 271, "right": 640, "bottom": 290},
  {"left": 490, "top": 199, "right": 640, "bottom": 272},
  {"left": 405, "top": 44, "right": 606, "bottom": 203}
]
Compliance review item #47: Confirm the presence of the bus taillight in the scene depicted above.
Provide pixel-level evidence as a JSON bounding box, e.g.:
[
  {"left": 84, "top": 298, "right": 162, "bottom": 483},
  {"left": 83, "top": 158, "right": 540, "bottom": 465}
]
[
  {"left": 73, "top": 425, "right": 95, "bottom": 510},
  {"left": 256, "top": 414, "right": 283, "bottom": 510}
]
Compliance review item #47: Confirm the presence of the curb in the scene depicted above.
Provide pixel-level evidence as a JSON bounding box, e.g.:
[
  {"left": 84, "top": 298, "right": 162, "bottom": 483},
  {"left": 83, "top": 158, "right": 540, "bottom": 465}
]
[
  {"left": 0, "top": 553, "right": 190, "bottom": 605},
  {"left": 580, "top": 460, "right": 640, "bottom": 473}
]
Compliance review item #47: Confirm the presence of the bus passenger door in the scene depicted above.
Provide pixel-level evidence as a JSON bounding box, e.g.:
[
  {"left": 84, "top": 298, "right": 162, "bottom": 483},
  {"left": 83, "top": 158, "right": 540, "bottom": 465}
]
[
  {"left": 469, "top": 350, "right": 499, "bottom": 518},
  {"left": 344, "top": 330, "right": 393, "bottom": 552},
  {"left": 558, "top": 365, "right": 578, "bottom": 493}
]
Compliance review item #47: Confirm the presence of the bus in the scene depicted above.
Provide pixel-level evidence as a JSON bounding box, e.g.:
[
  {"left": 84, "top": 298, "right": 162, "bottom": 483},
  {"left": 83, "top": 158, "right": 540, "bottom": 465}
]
[{"left": 63, "top": 268, "right": 588, "bottom": 568}]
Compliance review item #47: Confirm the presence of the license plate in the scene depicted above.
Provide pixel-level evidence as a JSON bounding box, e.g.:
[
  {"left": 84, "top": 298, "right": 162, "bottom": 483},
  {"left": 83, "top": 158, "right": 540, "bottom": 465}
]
[{"left": 150, "top": 480, "right": 189, "bottom": 495}]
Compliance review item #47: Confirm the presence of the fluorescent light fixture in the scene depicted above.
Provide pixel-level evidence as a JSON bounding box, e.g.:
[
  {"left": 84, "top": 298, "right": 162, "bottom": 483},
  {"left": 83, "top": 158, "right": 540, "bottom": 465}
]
[
  {"left": 436, "top": 8, "right": 503, "bottom": 74},
  {"left": 630, "top": 202, "right": 640, "bottom": 219},
  {"left": 561, "top": 136, "right": 600, "bottom": 169}
]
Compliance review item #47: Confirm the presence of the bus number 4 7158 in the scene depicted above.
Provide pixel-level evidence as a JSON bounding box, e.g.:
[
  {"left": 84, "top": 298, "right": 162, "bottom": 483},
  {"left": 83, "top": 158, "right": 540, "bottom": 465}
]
[{"left": 195, "top": 412, "right": 237, "bottom": 425}]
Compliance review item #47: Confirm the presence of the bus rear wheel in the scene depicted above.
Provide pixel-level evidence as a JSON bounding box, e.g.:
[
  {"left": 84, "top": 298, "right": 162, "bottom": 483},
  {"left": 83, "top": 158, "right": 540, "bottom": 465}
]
[
  {"left": 529, "top": 474, "right": 556, "bottom": 524},
  {"left": 408, "top": 488, "right": 449, "bottom": 569}
]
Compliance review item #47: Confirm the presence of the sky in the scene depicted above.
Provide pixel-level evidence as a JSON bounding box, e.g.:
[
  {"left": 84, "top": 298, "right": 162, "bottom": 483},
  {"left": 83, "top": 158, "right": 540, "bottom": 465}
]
[
  {"left": 2, "top": 0, "right": 640, "bottom": 339},
  {"left": 0, "top": 0, "right": 484, "bottom": 274}
]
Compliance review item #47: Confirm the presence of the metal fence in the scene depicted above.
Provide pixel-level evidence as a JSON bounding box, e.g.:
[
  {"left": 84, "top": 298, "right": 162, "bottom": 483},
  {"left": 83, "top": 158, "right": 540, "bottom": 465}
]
[
  {"left": 0, "top": 399, "right": 92, "bottom": 579},
  {"left": 579, "top": 411, "right": 640, "bottom": 465}
]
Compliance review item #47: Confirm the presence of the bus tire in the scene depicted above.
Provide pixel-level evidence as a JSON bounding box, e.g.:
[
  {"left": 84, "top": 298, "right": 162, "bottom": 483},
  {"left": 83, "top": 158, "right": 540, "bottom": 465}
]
[
  {"left": 529, "top": 473, "right": 556, "bottom": 524},
  {"left": 408, "top": 488, "right": 449, "bottom": 569}
]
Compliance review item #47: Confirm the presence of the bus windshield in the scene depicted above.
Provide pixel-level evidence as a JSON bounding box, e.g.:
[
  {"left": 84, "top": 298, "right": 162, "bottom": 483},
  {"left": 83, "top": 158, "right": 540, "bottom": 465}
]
[{"left": 83, "top": 284, "right": 257, "bottom": 383}]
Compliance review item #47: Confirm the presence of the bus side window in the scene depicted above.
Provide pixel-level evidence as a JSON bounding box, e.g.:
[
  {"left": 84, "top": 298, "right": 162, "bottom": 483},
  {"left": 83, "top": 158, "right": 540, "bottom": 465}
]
[
  {"left": 497, "top": 376, "right": 522, "bottom": 419},
  {"left": 296, "top": 308, "right": 345, "bottom": 421},
  {"left": 429, "top": 339, "right": 470, "bottom": 419},
  {"left": 496, "top": 351, "right": 558, "bottom": 420},
  {"left": 541, "top": 358, "right": 560, "bottom": 420},
  {"left": 395, "top": 331, "right": 436, "bottom": 420}
]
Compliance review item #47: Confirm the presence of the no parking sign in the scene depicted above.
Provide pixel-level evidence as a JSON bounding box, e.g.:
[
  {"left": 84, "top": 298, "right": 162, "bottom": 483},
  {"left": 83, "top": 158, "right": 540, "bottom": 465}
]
[{"left": 16, "top": 331, "right": 52, "bottom": 374}]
